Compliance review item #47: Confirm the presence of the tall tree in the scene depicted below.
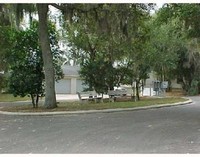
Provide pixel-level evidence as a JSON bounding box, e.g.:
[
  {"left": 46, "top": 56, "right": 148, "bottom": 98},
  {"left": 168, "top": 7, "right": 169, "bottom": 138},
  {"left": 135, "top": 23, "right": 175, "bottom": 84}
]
[
  {"left": 37, "top": 4, "right": 57, "bottom": 108},
  {"left": 8, "top": 21, "right": 63, "bottom": 108},
  {"left": 0, "top": 4, "right": 15, "bottom": 91},
  {"left": 0, "top": 4, "right": 60, "bottom": 108},
  {"left": 156, "top": 4, "right": 200, "bottom": 94},
  {"left": 148, "top": 17, "right": 183, "bottom": 83},
  {"left": 64, "top": 4, "right": 153, "bottom": 95},
  {"left": 0, "top": 4, "right": 11, "bottom": 72}
]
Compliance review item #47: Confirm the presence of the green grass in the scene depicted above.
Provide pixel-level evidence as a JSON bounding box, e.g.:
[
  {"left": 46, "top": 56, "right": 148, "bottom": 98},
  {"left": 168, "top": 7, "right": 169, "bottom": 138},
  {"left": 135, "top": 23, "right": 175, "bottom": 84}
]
[
  {"left": 0, "top": 97, "right": 188, "bottom": 112},
  {"left": 57, "top": 97, "right": 187, "bottom": 111},
  {"left": 0, "top": 93, "right": 30, "bottom": 102}
]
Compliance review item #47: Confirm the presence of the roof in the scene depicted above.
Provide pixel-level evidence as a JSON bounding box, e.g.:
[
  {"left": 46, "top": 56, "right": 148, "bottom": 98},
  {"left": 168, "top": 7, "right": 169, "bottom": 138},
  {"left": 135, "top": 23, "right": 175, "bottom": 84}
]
[{"left": 62, "top": 65, "right": 80, "bottom": 76}]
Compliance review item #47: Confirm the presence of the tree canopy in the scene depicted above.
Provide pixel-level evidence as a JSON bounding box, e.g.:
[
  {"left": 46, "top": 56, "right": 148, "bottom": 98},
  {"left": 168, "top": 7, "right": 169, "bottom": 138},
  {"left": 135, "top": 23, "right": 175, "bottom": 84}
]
[
  {"left": 1, "top": 3, "right": 200, "bottom": 108},
  {"left": 7, "top": 21, "right": 64, "bottom": 107}
]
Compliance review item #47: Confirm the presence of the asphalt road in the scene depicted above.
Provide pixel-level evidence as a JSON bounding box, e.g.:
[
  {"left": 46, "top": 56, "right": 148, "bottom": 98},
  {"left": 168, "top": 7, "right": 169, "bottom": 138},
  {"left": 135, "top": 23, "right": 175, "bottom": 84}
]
[{"left": 0, "top": 96, "right": 200, "bottom": 154}]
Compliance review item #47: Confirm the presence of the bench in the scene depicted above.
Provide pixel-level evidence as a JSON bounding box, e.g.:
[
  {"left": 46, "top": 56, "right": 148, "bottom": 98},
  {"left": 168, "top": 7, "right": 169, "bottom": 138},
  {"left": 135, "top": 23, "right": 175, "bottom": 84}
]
[
  {"left": 77, "top": 91, "right": 103, "bottom": 104},
  {"left": 107, "top": 90, "right": 127, "bottom": 102}
]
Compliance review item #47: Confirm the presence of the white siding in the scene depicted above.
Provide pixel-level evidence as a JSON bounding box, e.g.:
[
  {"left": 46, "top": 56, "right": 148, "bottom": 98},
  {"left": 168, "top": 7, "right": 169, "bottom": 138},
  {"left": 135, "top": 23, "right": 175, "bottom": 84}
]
[
  {"left": 55, "top": 79, "right": 71, "bottom": 94},
  {"left": 76, "top": 79, "right": 88, "bottom": 92},
  {"left": 142, "top": 88, "right": 155, "bottom": 96},
  {"left": 71, "top": 78, "right": 77, "bottom": 94}
]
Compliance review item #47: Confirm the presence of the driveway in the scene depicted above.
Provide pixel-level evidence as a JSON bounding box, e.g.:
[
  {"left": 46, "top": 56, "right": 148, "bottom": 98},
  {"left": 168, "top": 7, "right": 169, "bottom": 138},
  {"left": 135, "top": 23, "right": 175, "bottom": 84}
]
[{"left": 0, "top": 96, "right": 200, "bottom": 153}]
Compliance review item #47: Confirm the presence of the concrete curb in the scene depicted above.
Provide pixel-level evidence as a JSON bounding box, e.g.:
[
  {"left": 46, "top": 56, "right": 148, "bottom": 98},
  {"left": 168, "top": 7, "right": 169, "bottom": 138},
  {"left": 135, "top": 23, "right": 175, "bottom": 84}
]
[{"left": 0, "top": 98, "right": 193, "bottom": 116}]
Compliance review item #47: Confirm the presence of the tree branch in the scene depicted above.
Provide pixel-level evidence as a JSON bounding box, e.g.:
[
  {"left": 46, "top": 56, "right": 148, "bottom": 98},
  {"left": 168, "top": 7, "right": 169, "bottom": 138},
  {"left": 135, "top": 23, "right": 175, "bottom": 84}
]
[
  {"left": 50, "top": 3, "right": 100, "bottom": 13},
  {"left": 49, "top": 3, "right": 66, "bottom": 11}
]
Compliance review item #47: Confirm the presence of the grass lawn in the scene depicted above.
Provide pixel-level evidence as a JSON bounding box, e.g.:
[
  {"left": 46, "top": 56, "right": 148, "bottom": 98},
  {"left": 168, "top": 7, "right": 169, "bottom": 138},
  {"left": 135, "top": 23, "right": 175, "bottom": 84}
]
[
  {"left": 0, "top": 97, "right": 188, "bottom": 113},
  {"left": 0, "top": 93, "right": 30, "bottom": 102}
]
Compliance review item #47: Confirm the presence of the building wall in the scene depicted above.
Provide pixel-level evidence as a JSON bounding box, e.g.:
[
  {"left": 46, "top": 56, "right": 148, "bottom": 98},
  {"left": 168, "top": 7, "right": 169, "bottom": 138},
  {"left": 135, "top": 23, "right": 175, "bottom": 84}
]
[
  {"left": 76, "top": 79, "right": 88, "bottom": 93},
  {"left": 55, "top": 65, "right": 89, "bottom": 94},
  {"left": 71, "top": 78, "right": 77, "bottom": 94},
  {"left": 55, "top": 79, "right": 71, "bottom": 94},
  {"left": 55, "top": 68, "right": 182, "bottom": 94},
  {"left": 145, "top": 71, "right": 182, "bottom": 89},
  {"left": 55, "top": 77, "right": 88, "bottom": 94}
]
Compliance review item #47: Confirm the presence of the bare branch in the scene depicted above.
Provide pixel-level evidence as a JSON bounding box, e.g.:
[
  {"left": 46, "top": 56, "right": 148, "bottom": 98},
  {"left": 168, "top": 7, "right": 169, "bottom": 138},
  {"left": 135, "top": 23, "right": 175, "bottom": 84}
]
[{"left": 49, "top": 3, "right": 66, "bottom": 11}]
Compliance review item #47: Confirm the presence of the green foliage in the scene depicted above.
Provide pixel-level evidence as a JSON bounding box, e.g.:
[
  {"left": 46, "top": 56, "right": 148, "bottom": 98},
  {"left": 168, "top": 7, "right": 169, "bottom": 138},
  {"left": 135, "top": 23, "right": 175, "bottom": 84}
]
[
  {"left": 0, "top": 26, "right": 14, "bottom": 72},
  {"left": 0, "top": 4, "right": 12, "bottom": 26},
  {"left": 64, "top": 4, "right": 151, "bottom": 96},
  {"left": 9, "top": 62, "right": 44, "bottom": 97},
  {"left": 0, "top": 74, "right": 3, "bottom": 89},
  {"left": 8, "top": 21, "right": 64, "bottom": 107},
  {"left": 188, "top": 79, "right": 199, "bottom": 96},
  {"left": 155, "top": 4, "right": 200, "bottom": 94},
  {"left": 148, "top": 17, "right": 184, "bottom": 82},
  {"left": 156, "top": 4, "right": 200, "bottom": 39},
  {"left": 0, "top": 26, "right": 15, "bottom": 92},
  {"left": 79, "top": 57, "right": 117, "bottom": 94}
]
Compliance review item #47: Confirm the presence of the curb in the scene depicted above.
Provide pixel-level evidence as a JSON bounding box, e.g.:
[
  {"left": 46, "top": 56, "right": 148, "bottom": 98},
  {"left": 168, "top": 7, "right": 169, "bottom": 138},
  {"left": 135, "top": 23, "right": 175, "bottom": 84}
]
[{"left": 0, "top": 98, "right": 193, "bottom": 116}]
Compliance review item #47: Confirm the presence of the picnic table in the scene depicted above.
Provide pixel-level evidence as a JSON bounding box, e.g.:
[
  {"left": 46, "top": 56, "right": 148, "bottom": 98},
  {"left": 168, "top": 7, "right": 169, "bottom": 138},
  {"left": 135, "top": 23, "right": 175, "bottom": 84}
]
[
  {"left": 77, "top": 91, "right": 103, "bottom": 104},
  {"left": 107, "top": 90, "right": 127, "bottom": 102}
]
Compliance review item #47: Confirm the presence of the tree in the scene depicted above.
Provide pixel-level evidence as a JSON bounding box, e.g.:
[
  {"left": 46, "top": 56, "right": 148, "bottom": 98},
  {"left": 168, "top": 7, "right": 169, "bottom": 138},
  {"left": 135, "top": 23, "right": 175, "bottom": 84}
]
[
  {"left": 108, "top": 4, "right": 152, "bottom": 100},
  {"left": 0, "top": 4, "right": 66, "bottom": 108},
  {"left": 117, "top": 22, "right": 151, "bottom": 100},
  {"left": 0, "top": 4, "right": 15, "bottom": 91},
  {"left": 1, "top": 3, "right": 157, "bottom": 107},
  {"left": 1, "top": 4, "right": 83, "bottom": 108},
  {"left": 8, "top": 21, "right": 64, "bottom": 108},
  {"left": 37, "top": 4, "right": 58, "bottom": 108},
  {"left": 37, "top": 4, "right": 92, "bottom": 108},
  {"left": 148, "top": 17, "right": 184, "bottom": 85},
  {"left": 0, "top": 27, "right": 13, "bottom": 73},
  {"left": 155, "top": 4, "right": 200, "bottom": 94},
  {"left": 64, "top": 4, "right": 153, "bottom": 96},
  {"left": 9, "top": 63, "right": 44, "bottom": 108}
]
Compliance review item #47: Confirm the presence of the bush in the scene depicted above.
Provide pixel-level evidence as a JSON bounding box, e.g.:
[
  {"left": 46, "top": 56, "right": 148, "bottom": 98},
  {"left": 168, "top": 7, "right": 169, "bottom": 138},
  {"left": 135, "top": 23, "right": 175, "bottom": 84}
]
[{"left": 188, "top": 79, "right": 199, "bottom": 95}]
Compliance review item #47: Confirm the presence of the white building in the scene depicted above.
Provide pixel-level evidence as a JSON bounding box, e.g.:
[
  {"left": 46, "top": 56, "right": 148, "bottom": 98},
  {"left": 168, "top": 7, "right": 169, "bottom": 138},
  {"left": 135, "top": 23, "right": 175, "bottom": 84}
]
[
  {"left": 55, "top": 66, "right": 183, "bottom": 96},
  {"left": 55, "top": 65, "right": 88, "bottom": 94}
]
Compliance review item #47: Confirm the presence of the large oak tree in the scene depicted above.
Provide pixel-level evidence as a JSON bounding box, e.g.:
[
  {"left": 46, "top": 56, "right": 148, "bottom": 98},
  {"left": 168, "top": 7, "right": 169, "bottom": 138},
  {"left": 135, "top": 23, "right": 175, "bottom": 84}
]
[{"left": 37, "top": 4, "right": 57, "bottom": 108}]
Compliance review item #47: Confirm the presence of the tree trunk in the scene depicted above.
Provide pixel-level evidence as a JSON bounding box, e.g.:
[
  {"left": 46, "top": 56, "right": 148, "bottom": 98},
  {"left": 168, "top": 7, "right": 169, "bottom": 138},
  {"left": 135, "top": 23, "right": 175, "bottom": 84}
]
[
  {"left": 37, "top": 4, "right": 57, "bottom": 109},
  {"left": 136, "top": 81, "right": 140, "bottom": 101},
  {"left": 31, "top": 94, "right": 35, "bottom": 108},
  {"left": 36, "top": 94, "right": 39, "bottom": 108}
]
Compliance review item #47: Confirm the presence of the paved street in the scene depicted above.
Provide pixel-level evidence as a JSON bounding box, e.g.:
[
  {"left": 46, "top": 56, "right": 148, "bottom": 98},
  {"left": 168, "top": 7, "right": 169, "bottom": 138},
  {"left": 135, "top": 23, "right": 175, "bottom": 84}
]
[{"left": 0, "top": 96, "right": 200, "bottom": 153}]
